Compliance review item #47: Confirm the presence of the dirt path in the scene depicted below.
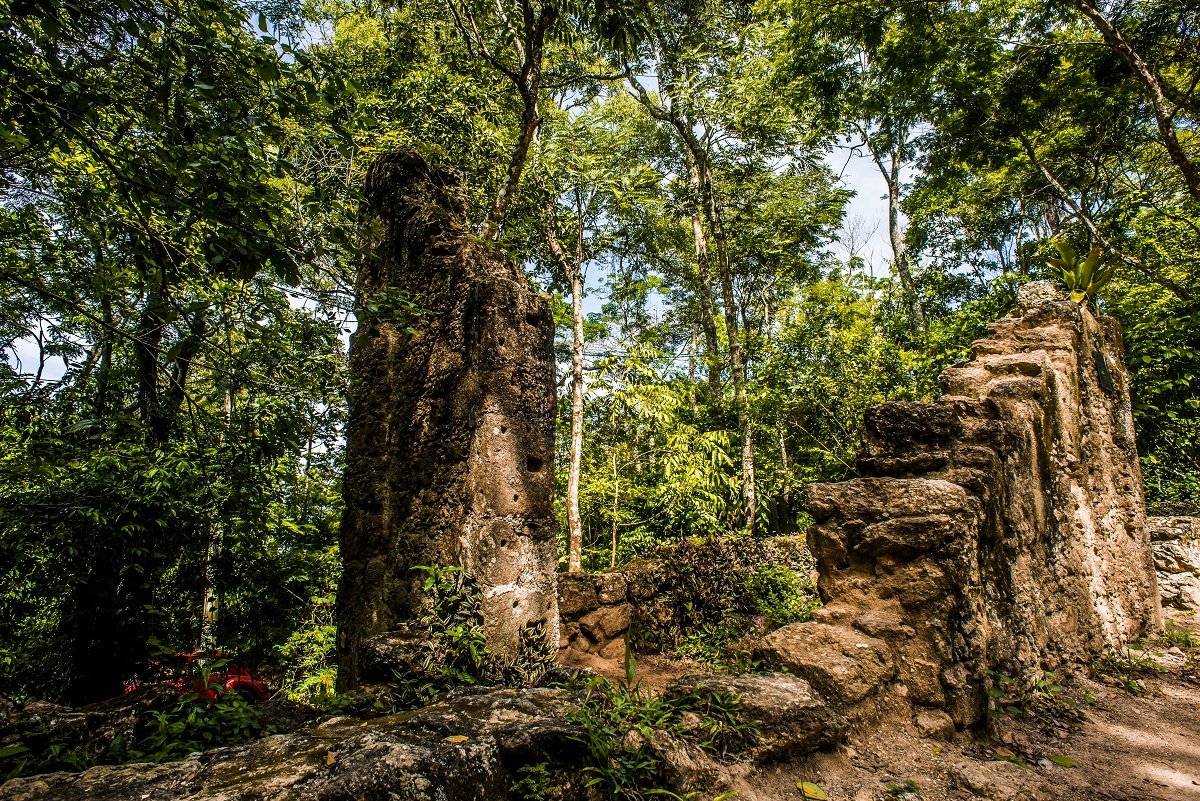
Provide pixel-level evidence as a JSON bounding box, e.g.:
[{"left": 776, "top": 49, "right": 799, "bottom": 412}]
[
  {"left": 593, "top": 636, "right": 1200, "bottom": 801},
  {"left": 748, "top": 668, "right": 1200, "bottom": 801}
]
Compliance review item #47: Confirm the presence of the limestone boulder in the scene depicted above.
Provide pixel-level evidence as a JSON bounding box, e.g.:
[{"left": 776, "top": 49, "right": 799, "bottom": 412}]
[
  {"left": 556, "top": 574, "right": 599, "bottom": 617},
  {"left": 665, "top": 673, "right": 846, "bottom": 761},
  {"left": 753, "top": 623, "right": 895, "bottom": 705},
  {"left": 577, "top": 604, "right": 631, "bottom": 644},
  {"left": 806, "top": 477, "right": 971, "bottom": 524},
  {"left": 1153, "top": 541, "right": 1200, "bottom": 575},
  {"left": 1158, "top": 572, "right": 1200, "bottom": 610}
]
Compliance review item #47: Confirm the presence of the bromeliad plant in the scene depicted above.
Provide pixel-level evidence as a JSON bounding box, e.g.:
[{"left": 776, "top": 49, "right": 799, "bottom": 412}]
[{"left": 1048, "top": 241, "right": 1116, "bottom": 304}]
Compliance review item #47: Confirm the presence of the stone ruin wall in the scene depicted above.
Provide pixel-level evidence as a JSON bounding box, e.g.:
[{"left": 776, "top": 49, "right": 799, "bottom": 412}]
[
  {"left": 333, "top": 146, "right": 1161, "bottom": 732},
  {"left": 336, "top": 151, "right": 558, "bottom": 690},
  {"left": 1151, "top": 516, "right": 1200, "bottom": 611},
  {"left": 753, "top": 281, "right": 1162, "bottom": 730}
]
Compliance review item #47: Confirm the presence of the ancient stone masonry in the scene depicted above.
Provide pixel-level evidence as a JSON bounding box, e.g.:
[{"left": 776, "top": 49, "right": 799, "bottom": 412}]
[
  {"left": 336, "top": 151, "right": 558, "bottom": 690},
  {"left": 1150, "top": 516, "right": 1200, "bottom": 610},
  {"left": 757, "top": 282, "right": 1162, "bottom": 730},
  {"left": 557, "top": 560, "right": 663, "bottom": 662}
]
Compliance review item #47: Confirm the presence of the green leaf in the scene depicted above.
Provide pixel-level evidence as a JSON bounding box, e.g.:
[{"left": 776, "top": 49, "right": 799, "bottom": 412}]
[
  {"left": 797, "top": 782, "right": 830, "bottom": 800},
  {"left": 1048, "top": 755, "right": 1077, "bottom": 768}
]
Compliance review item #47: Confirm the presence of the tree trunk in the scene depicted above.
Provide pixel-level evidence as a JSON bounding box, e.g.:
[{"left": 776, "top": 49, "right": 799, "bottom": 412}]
[
  {"left": 198, "top": 385, "right": 232, "bottom": 652},
  {"left": 611, "top": 450, "right": 619, "bottom": 569},
  {"left": 481, "top": 94, "right": 542, "bottom": 240},
  {"left": 866, "top": 128, "right": 926, "bottom": 331},
  {"left": 477, "top": 4, "right": 556, "bottom": 240},
  {"left": 1070, "top": 0, "right": 1200, "bottom": 199},
  {"left": 627, "top": 75, "right": 722, "bottom": 407},
  {"left": 134, "top": 280, "right": 169, "bottom": 444},
  {"left": 700, "top": 156, "right": 756, "bottom": 530},
  {"left": 94, "top": 294, "right": 113, "bottom": 418},
  {"left": 690, "top": 208, "right": 724, "bottom": 407},
  {"left": 543, "top": 201, "right": 585, "bottom": 574}
]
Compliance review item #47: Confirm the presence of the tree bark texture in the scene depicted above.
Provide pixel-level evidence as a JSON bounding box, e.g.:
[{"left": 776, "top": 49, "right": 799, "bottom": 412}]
[
  {"left": 1071, "top": 0, "right": 1200, "bottom": 199},
  {"left": 337, "top": 151, "right": 558, "bottom": 691}
]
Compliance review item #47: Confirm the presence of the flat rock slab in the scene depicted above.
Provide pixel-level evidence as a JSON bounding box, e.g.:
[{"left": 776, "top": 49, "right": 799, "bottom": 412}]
[
  {"left": 0, "top": 689, "right": 585, "bottom": 801},
  {"left": 754, "top": 623, "right": 895, "bottom": 705},
  {"left": 665, "top": 673, "right": 846, "bottom": 761}
]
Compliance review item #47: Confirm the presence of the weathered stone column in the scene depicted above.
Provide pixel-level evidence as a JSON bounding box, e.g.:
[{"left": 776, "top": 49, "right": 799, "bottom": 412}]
[{"left": 336, "top": 151, "right": 558, "bottom": 690}]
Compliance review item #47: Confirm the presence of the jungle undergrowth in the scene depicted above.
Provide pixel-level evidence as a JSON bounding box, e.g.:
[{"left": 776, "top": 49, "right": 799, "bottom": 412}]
[
  {"left": 388, "top": 565, "right": 555, "bottom": 710},
  {"left": 566, "top": 658, "right": 761, "bottom": 801},
  {"left": 634, "top": 536, "right": 819, "bottom": 671},
  {"left": 0, "top": 687, "right": 272, "bottom": 780},
  {"left": 1090, "top": 643, "right": 1165, "bottom": 695},
  {"left": 987, "top": 670, "right": 1092, "bottom": 731}
]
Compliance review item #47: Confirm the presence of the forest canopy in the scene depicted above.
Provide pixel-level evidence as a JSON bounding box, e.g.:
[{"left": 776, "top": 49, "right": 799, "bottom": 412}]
[{"left": 1, "top": 0, "right": 1198, "bottom": 704}]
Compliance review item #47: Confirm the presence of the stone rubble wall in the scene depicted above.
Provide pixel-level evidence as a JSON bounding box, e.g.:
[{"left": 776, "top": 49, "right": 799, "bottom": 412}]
[
  {"left": 557, "top": 561, "right": 664, "bottom": 662},
  {"left": 756, "top": 282, "right": 1162, "bottom": 731},
  {"left": 1150, "top": 516, "right": 1200, "bottom": 610},
  {"left": 555, "top": 536, "right": 816, "bottom": 665}
]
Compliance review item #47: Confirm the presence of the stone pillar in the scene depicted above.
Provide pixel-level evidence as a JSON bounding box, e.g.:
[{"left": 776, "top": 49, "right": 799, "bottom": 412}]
[{"left": 336, "top": 151, "right": 558, "bottom": 690}]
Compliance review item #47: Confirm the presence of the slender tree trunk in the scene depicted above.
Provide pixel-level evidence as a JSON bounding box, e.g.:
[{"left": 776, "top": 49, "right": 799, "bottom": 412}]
[
  {"left": 94, "top": 294, "right": 113, "bottom": 418},
  {"left": 687, "top": 335, "right": 699, "bottom": 417},
  {"left": 198, "top": 385, "right": 232, "bottom": 651},
  {"left": 567, "top": 263, "right": 585, "bottom": 572},
  {"left": 778, "top": 426, "right": 791, "bottom": 509},
  {"left": 865, "top": 128, "right": 926, "bottom": 331},
  {"left": 628, "top": 75, "right": 722, "bottom": 406},
  {"left": 683, "top": 149, "right": 723, "bottom": 406},
  {"left": 544, "top": 202, "right": 585, "bottom": 573},
  {"left": 481, "top": 94, "right": 542, "bottom": 240},
  {"left": 477, "top": 4, "right": 556, "bottom": 240},
  {"left": 699, "top": 156, "right": 756, "bottom": 530},
  {"left": 626, "top": 68, "right": 755, "bottom": 527},
  {"left": 1070, "top": 0, "right": 1200, "bottom": 199},
  {"left": 610, "top": 450, "right": 619, "bottom": 569},
  {"left": 134, "top": 281, "right": 169, "bottom": 444}
]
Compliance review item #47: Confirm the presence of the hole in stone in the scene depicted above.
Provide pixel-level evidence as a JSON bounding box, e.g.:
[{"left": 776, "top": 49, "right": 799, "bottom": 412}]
[
  {"left": 500, "top": 425, "right": 507, "bottom": 434},
  {"left": 513, "top": 494, "right": 519, "bottom": 502},
  {"left": 525, "top": 311, "right": 541, "bottom": 327},
  {"left": 512, "top": 600, "right": 520, "bottom": 609},
  {"left": 499, "top": 539, "right": 508, "bottom": 548},
  {"left": 527, "top": 455, "right": 544, "bottom": 472},
  {"left": 498, "top": 337, "right": 506, "bottom": 346}
]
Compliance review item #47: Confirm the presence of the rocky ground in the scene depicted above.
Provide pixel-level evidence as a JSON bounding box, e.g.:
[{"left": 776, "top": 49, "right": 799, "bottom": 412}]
[
  {"left": 4, "top": 625, "right": 1199, "bottom": 801},
  {"left": 585, "top": 625, "right": 1200, "bottom": 801},
  {"left": 750, "top": 665, "right": 1200, "bottom": 801}
]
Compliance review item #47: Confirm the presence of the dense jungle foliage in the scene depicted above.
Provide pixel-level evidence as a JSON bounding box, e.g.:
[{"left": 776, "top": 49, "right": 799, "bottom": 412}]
[{"left": 1, "top": 0, "right": 1198, "bottom": 705}]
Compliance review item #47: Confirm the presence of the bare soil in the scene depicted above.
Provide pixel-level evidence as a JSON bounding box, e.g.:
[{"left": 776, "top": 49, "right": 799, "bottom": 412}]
[{"left": 593, "top": 621, "right": 1200, "bottom": 801}]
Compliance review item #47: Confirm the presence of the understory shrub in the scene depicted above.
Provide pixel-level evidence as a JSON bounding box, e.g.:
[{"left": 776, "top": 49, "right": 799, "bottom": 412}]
[
  {"left": 0, "top": 688, "right": 271, "bottom": 780},
  {"left": 567, "top": 676, "right": 759, "bottom": 800},
  {"left": 632, "top": 536, "right": 819, "bottom": 669},
  {"left": 387, "top": 565, "right": 555, "bottom": 710}
]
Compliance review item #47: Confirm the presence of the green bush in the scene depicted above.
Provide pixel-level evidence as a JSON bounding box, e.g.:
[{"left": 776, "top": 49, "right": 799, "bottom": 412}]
[
  {"left": 744, "top": 564, "right": 820, "bottom": 629},
  {"left": 132, "top": 689, "right": 272, "bottom": 763},
  {"left": 567, "top": 676, "right": 759, "bottom": 800},
  {"left": 632, "top": 536, "right": 820, "bottom": 669}
]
